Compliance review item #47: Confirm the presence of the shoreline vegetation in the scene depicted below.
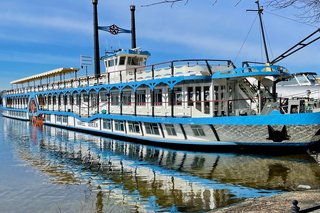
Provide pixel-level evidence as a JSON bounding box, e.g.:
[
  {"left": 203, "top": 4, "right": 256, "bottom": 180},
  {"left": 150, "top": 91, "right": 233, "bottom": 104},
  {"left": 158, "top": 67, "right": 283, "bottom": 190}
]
[{"left": 211, "top": 189, "right": 320, "bottom": 213}]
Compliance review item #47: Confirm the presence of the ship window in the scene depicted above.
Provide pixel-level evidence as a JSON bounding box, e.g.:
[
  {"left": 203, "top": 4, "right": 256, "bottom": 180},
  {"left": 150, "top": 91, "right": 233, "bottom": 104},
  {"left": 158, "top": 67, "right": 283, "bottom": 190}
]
[
  {"left": 83, "top": 94, "right": 89, "bottom": 102},
  {"left": 306, "top": 74, "right": 317, "bottom": 84},
  {"left": 214, "top": 86, "right": 219, "bottom": 111},
  {"left": 168, "top": 87, "right": 182, "bottom": 106},
  {"left": 108, "top": 59, "right": 114, "bottom": 67},
  {"left": 63, "top": 95, "right": 67, "bottom": 105},
  {"left": 73, "top": 94, "right": 79, "bottom": 105},
  {"left": 127, "top": 57, "right": 133, "bottom": 65},
  {"left": 62, "top": 116, "right": 68, "bottom": 123},
  {"left": 48, "top": 96, "right": 52, "bottom": 105},
  {"left": 165, "top": 124, "right": 177, "bottom": 136},
  {"left": 204, "top": 86, "right": 210, "bottom": 114},
  {"left": 56, "top": 115, "right": 62, "bottom": 123},
  {"left": 145, "top": 122, "right": 160, "bottom": 135},
  {"left": 128, "top": 121, "right": 140, "bottom": 133},
  {"left": 114, "top": 120, "right": 125, "bottom": 131},
  {"left": 53, "top": 96, "right": 57, "bottom": 105},
  {"left": 69, "top": 95, "right": 73, "bottom": 105},
  {"left": 220, "top": 85, "right": 225, "bottom": 111},
  {"left": 127, "top": 57, "right": 144, "bottom": 66},
  {"left": 100, "top": 91, "right": 107, "bottom": 102},
  {"left": 59, "top": 95, "right": 63, "bottom": 105},
  {"left": 154, "top": 89, "right": 162, "bottom": 106},
  {"left": 119, "top": 57, "right": 126, "bottom": 65},
  {"left": 122, "top": 91, "right": 131, "bottom": 106},
  {"left": 140, "top": 58, "right": 146, "bottom": 66},
  {"left": 102, "top": 119, "right": 111, "bottom": 130},
  {"left": 195, "top": 87, "right": 201, "bottom": 111},
  {"left": 128, "top": 57, "right": 138, "bottom": 65},
  {"left": 90, "top": 93, "right": 97, "bottom": 106},
  {"left": 220, "top": 86, "right": 225, "bottom": 99},
  {"left": 188, "top": 87, "right": 193, "bottom": 106},
  {"left": 46, "top": 115, "right": 50, "bottom": 122},
  {"left": 137, "top": 90, "right": 146, "bottom": 106},
  {"left": 191, "top": 125, "right": 206, "bottom": 136},
  {"left": 111, "top": 91, "right": 119, "bottom": 105},
  {"left": 296, "top": 75, "right": 309, "bottom": 85}
]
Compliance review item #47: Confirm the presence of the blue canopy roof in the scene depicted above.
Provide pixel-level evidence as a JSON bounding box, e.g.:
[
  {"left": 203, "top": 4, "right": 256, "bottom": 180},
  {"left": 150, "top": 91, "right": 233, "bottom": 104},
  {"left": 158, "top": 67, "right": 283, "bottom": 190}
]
[{"left": 103, "top": 49, "right": 151, "bottom": 59}]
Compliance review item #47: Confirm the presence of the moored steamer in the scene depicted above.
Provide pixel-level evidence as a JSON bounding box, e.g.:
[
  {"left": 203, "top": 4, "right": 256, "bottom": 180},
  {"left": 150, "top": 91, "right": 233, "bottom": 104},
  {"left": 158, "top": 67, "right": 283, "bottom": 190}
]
[{"left": 1, "top": 1, "right": 320, "bottom": 153}]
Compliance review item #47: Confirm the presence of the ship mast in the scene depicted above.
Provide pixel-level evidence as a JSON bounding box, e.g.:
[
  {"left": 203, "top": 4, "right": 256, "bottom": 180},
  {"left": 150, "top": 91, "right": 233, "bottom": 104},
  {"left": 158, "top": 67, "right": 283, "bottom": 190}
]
[
  {"left": 256, "top": 0, "right": 270, "bottom": 64},
  {"left": 92, "top": 0, "right": 101, "bottom": 78},
  {"left": 248, "top": 0, "right": 270, "bottom": 63},
  {"left": 247, "top": 0, "right": 274, "bottom": 113}
]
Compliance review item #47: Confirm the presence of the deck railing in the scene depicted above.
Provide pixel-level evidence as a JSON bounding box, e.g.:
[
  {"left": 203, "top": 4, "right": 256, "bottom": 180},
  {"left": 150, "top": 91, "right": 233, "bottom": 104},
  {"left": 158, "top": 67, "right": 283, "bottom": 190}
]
[{"left": 4, "top": 59, "right": 287, "bottom": 96}]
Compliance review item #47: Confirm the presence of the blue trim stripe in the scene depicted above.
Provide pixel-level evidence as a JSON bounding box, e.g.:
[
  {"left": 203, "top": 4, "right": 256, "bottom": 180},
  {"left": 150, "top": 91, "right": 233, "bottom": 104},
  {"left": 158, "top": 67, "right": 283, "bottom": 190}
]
[
  {"left": 2, "top": 105, "right": 320, "bottom": 125},
  {"left": 37, "top": 109, "right": 320, "bottom": 125}
]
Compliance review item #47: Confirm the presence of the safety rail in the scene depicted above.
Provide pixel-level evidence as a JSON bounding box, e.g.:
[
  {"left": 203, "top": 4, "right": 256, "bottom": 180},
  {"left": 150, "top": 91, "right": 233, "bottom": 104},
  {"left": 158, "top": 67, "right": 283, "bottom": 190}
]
[
  {"left": 4, "top": 59, "right": 233, "bottom": 95},
  {"left": 3, "top": 61, "right": 289, "bottom": 97},
  {"left": 105, "top": 59, "right": 235, "bottom": 84}
]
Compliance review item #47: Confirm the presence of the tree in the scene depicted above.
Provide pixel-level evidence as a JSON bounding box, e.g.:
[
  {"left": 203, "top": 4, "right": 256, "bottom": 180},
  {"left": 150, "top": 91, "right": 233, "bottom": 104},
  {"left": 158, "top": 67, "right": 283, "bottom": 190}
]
[
  {"left": 142, "top": 0, "right": 320, "bottom": 23},
  {"left": 141, "top": 0, "right": 217, "bottom": 7},
  {"left": 265, "top": 0, "right": 320, "bottom": 23}
]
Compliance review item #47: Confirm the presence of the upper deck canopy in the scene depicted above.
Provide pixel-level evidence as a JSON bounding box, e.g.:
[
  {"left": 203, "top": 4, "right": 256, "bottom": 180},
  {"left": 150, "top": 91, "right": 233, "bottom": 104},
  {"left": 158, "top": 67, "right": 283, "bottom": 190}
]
[
  {"left": 10, "top": 67, "right": 79, "bottom": 85},
  {"left": 102, "top": 48, "right": 151, "bottom": 59}
]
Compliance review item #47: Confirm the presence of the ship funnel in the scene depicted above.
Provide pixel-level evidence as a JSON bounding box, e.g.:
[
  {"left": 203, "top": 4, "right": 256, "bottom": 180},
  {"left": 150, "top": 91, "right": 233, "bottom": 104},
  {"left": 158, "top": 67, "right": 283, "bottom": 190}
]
[
  {"left": 92, "top": 0, "right": 101, "bottom": 78},
  {"left": 130, "top": 5, "right": 137, "bottom": 49}
]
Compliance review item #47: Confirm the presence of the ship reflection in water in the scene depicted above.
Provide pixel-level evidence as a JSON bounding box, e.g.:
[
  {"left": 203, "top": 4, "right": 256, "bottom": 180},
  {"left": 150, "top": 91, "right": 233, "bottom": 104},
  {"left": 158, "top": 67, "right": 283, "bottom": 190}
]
[{"left": 3, "top": 117, "right": 320, "bottom": 212}]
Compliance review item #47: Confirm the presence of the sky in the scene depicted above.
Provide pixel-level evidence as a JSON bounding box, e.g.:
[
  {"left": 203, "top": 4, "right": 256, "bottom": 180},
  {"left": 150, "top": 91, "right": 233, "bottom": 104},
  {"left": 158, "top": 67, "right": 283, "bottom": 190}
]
[{"left": 0, "top": 0, "right": 319, "bottom": 90}]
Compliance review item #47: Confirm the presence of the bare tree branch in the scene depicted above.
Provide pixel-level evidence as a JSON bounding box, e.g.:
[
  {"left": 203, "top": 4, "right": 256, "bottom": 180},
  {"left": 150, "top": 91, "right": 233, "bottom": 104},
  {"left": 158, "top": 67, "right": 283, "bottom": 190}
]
[
  {"left": 141, "top": 0, "right": 320, "bottom": 23},
  {"left": 264, "top": 0, "right": 320, "bottom": 23},
  {"left": 141, "top": 0, "right": 187, "bottom": 7},
  {"left": 234, "top": 0, "right": 243, "bottom": 7},
  {"left": 141, "top": 0, "right": 218, "bottom": 7}
]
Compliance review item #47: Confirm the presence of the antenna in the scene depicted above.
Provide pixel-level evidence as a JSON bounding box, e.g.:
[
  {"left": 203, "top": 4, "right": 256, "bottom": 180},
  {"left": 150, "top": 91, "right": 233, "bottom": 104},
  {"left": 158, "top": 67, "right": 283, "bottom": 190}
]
[
  {"left": 247, "top": 0, "right": 270, "bottom": 64},
  {"left": 80, "top": 55, "right": 93, "bottom": 77}
]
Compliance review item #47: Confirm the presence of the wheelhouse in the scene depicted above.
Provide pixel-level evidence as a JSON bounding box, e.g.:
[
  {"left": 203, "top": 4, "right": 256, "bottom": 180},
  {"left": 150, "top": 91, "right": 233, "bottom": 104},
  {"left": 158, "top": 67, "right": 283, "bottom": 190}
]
[{"left": 103, "top": 49, "right": 150, "bottom": 73}]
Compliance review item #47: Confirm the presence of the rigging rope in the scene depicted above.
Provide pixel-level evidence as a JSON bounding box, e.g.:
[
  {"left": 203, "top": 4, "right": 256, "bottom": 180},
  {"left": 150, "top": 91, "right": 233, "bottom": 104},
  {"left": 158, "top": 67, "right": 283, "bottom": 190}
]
[
  {"left": 259, "top": 25, "right": 263, "bottom": 63},
  {"left": 265, "top": 10, "right": 319, "bottom": 29},
  {"left": 263, "top": 21, "right": 274, "bottom": 61},
  {"left": 234, "top": 14, "right": 258, "bottom": 63}
]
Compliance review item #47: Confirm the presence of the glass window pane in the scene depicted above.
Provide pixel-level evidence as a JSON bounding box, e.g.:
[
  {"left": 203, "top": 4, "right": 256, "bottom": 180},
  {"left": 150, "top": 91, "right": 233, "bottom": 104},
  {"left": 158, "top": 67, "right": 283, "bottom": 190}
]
[{"left": 119, "top": 57, "right": 126, "bottom": 65}]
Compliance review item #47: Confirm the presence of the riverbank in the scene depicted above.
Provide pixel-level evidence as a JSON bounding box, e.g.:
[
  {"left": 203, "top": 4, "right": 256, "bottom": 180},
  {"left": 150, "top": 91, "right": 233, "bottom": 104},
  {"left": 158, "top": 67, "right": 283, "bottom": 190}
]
[{"left": 212, "top": 190, "right": 320, "bottom": 213}]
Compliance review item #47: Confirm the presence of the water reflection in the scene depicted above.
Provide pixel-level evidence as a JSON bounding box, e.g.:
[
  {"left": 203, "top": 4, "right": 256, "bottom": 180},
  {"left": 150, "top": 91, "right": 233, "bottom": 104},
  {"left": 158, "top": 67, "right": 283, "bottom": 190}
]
[{"left": 3, "top": 117, "right": 320, "bottom": 212}]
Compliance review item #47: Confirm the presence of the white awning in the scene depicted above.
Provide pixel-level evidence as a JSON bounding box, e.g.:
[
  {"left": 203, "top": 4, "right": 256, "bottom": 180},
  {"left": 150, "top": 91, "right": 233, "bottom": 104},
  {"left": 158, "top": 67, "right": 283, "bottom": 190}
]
[{"left": 10, "top": 67, "right": 79, "bottom": 84}]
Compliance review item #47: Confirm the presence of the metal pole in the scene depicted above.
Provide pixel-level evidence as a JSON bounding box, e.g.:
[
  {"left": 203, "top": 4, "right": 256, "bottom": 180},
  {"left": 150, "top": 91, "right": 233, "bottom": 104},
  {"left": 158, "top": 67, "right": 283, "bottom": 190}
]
[
  {"left": 130, "top": 5, "right": 137, "bottom": 49},
  {"left": 256, "top": 0, "right": 270, "bottom": 63},
  {"left": 93, "top": 0, "right": 101, "bottom": 78}
]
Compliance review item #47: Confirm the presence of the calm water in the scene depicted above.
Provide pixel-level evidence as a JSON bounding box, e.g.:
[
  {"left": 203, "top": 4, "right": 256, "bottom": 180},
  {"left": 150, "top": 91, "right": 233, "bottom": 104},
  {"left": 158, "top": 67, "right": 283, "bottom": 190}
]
[{"left": 0, "top": 115, "right": 320, "bottom": 212}]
